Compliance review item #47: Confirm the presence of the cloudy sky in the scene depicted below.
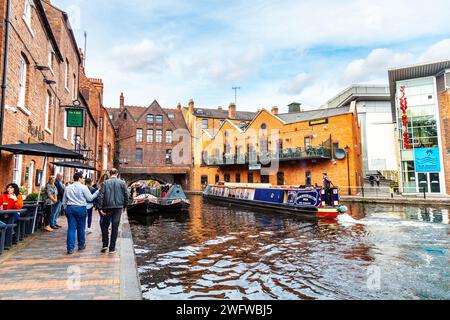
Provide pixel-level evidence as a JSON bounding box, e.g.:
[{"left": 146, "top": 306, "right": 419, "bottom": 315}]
[{"left": 52, "top": 0, "right": 450, "bottom": 113}]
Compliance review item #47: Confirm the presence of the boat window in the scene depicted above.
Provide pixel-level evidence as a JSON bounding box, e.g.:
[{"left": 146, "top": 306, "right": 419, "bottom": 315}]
[{"left": 305, "top": 171, "right": 312, "bottom": 187}]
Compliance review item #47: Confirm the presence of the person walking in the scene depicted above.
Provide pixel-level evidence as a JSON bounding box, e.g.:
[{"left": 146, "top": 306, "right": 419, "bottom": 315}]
[
  {"left": 50, "top": 173, "right": 65, "bottom": 228},
  {"left": 369, "top": 175, "right": 375, "bottom": 187},
  {"left": 85, "top": 178, "right": 98, "bottom": 234},
  {"left": 44, "top": 176, "right": 58, "bottom": 232},
  {"left": 97, "top": 168, "right": 128, "bottom": 254},
  {"left": 375, "top": 176, "right": 380, "bottom": 188},
  {"left": 62, "top": 172, "right": 99, "bottom": 255}
]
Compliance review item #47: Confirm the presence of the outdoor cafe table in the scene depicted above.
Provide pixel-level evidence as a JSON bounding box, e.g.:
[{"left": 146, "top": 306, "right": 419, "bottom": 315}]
[{"left": 0, "top": 209, "right": 27, "bottom": 249}]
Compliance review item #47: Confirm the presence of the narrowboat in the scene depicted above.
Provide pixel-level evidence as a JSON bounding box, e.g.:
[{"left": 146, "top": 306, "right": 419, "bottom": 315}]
[
  {"left": 127, "top": 182, "right": 190, "bottom": 215},
  {"left": 202, "top": 183, "right": 347, "bottom": 219}
]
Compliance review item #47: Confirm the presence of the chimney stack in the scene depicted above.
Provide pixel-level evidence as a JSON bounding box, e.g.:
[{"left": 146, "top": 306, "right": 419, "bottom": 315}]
[
  {"left": 188, "top": 99, "right": 194, "bottom": 113},
  {"left": 120, "top": 92, "right": 124, "bottom": 110},
  {"left": 288, "top": 102, "right": 302, "bottom": 113},
  {"left": 271, "top": 106, "right": 279, "bottom": 115},
  {"left": 218, "top": 106, "right": 223, "bottom": 111},
  {"left": 228, "top": 102, "right": 236, "bottom": 119},
  {"left": 177, "top": 102, "right": 182, "bottom": 111}
]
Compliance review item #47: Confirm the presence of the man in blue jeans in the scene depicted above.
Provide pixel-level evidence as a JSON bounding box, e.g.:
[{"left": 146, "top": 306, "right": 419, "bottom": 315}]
[
  {"left": 62, "top": 172, "right": 99, "bottom": 255},
  {"left": 97, "top": 168, "right": 128, "bottom": 254}
]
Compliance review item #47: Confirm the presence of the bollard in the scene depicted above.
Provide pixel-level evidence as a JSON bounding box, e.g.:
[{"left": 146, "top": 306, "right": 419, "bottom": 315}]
[{"left": 423, "top": 187, "right": 426, "bottom": 200}]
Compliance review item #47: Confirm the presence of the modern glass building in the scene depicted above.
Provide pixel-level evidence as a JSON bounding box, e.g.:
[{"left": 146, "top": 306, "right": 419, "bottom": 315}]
[{"left": 389, "top": 60, "right": 450, "bottom": 195}]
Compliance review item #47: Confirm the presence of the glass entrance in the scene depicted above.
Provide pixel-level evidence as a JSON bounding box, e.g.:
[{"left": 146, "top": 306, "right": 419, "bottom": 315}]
[{"left": 416, "top": 172, "right": 441, "bottom": 193}]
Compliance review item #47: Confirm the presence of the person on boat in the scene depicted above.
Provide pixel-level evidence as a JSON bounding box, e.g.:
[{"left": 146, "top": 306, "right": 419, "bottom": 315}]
[
  {"left": 322, "top": 173, "right": 334, "bottom": 206},
  {"left": 97, "top": 168, "right": 128, "bottom": 254}
]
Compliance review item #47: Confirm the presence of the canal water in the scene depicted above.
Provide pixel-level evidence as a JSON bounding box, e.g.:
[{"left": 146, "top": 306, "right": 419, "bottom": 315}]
[{"left": 129, "top": 195, "right": 450, "bottom": 300}]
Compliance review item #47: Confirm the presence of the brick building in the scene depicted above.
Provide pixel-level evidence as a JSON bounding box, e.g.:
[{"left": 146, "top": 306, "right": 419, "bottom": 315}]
[
  {"left": 389, "top": 60, "right": 450, "bottom": 196},
  {"left": 107, "top": 94, "right": 190, "bottom": 188},
  {"left": 188, "top": 102, "right": 363, "bottom": 194},
  {"left": 0, "top": 0, "right": 114, "bottom": 194}
]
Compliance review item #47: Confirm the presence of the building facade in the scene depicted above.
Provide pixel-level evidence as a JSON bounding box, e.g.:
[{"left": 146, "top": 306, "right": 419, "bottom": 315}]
[
  {"left": 0, "top": 0, "right": 114, "bottom": 193},
  {"left": 184, "top": 102, "right": 363, "bottom": 194},
  {"left": 322, "top": 85, "right": 397, "bottom": 181},
  {"left": 389, "top": 60, "right": 450, "bottom": 195},
  {"left": 107, "top": 94, "right": 190, "bottom": 188}
]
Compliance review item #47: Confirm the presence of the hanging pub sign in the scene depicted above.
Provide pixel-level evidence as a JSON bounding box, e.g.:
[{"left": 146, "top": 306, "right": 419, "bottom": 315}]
[
  {"left": 66, "top": 108, "right": 84, "bottom": 128},
  {"left": 399, "top": 86, "right": 410, "bottom": 149},
  {"left": 309, "top": 118, "right": 328, "bottom": 126}
]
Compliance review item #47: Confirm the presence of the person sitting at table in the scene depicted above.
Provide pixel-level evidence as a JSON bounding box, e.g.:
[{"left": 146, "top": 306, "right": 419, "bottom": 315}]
[
  {"left": 43, "top": 176, "right": 58, "bottom": 232},
  {"left": 1, "top": 183, "right": 24, "bottom": 221}
]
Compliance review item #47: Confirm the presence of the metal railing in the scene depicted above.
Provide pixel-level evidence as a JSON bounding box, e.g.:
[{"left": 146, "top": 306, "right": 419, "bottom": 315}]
[{"left": 203, "top": 146, "right": 332, "bottom": 166}]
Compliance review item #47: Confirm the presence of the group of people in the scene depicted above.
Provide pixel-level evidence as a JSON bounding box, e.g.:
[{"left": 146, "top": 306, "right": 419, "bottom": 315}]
[
  {"left": 369, "top": 175, "right": 381, "bottom": 187},
  {"left": 0, "top": 168, "right": 128, "bottom": 256},
  {"left": 61, "top": 168, "right": 128, "bottom": 255}
]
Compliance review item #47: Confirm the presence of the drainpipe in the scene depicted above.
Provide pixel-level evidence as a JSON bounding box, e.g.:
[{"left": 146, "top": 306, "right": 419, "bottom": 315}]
[{"left": 0, "top": 0, "right": 11, "bottom": 146}]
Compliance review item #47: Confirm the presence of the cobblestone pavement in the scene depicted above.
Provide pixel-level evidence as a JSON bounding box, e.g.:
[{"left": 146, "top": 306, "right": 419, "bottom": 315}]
[{"left": 0, "top": 213, "right": 121, "bottom": 300}]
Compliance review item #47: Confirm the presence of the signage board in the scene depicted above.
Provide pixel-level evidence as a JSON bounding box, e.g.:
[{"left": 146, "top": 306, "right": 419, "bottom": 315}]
[
  {"left": 414, "top": 148, "right": 441, "bottom": 172},
  {"left": 249, "top": 164, "right": 262, "bottom": 170},
  {"left": 286, "top": 190, "right": 320, "bottom": 207},
  {"left": 309, "top": 118, "right": 328, "bottom": 126},
  {"left": 66, "top": 108, "right": 84, "bottom": 128}
]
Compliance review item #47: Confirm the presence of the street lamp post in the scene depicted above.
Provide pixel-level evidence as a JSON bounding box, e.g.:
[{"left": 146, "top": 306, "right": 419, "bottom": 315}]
[{"left": 345, "top": 145, "right": 351, "bottom": 196}]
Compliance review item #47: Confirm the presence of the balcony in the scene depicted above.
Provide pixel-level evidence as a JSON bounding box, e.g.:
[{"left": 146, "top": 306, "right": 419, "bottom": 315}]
[{"left": 203, "top": 146, "right": 332, "bottom": 167}]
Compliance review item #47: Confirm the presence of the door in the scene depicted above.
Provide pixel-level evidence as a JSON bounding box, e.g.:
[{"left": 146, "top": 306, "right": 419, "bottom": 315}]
[
  {"left": 416, "top": 172, "right": 441, "bottom": 193},
  {"left": 417, "top": 173, "right": 428, "bottom": 193}
]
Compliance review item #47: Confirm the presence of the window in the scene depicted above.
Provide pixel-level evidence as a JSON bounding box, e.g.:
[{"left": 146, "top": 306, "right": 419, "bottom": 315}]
[
  {"left": 13, "top": 153, "right": 23, "bottom": 185},
  {"left": 99, "top": 117, "right": 103, "bottom": 130},
  {"left": 224, "top": 174, "right": 231, "bottom": 182},
  {"left": 156, "top": 129, "right": 162, "bottom": 143},
  {"left": 135, "top": 149, "right": 143, "bottom": 164},
  {"left": 236, "top": 173, "right": 241, "bottom": 183},
  {"left": 201, "top": 176, "right": 208, "bottom": 188},
  {"left": 48, "top": 43, "right": 54, "bottom": 70},
  {"left": 123, "top": 112, "right": 127, "bottom": 120},
  {"left": 136, "top": 129, "right": 143, "bottom": 143},
  {"left": 156, "top": 115, "right": 163, "bottom": 124},
  {"left": 147, "top": 114, "right": 154, "bottom": 123},
  {"left": 215, "top": 174, "right": 220, "bottom": 183},
  {"left": 168, "top": 113, "right": 175, "bottom": 119},
  {"left": 98, "top": 146, "right": 102, "bottom": 161},
  {"left": 166, "top": 130, "right": 173, "bottom": 144},
  {"left": 261, "top": 175, "right": 269, "bottom": 183},
  {"left": 305, "top": 171, "right": 312, "bottom": 187},
  {"left": 72, "top": 74, "right": 77, "bottom": 100},
  {"left": 305, "top": 136, "right": 311, "bottom": 148},
  {"left": 18, "top": 54, "right": 28, "bottom": 109},
  {"left": 165, "top": 149, "right": 172, "bottom": 164},
  {"left": 64, "top": 59, "right": 69, "bottom": 90},
  {"left": 202, "top": 119, "right": 208, "bottom": 129},
  {"left": 146, "top": 129, "right": 153, "bottom": 143},
  {"left": 277, "top": 172, "right": 284, "bottom": 186},
  {"left": 248, "top": 173, "right": 254, "bottom": 183},
  {"left": 23, "top": 0, "right": 32, "bottom": 27},
  {"left": 44, "top": 91, "right": 52, "bottom": 131}
]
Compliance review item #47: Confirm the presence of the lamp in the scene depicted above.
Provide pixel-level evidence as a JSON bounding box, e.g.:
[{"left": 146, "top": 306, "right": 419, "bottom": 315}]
[{"left": 344, "top": 145, "right": 350, "bottom": 195}]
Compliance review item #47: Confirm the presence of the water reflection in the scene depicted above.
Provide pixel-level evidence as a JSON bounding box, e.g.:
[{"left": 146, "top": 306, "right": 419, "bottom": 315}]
[{"left": 129, "top": 196, "right": 450, "bottom": 300}]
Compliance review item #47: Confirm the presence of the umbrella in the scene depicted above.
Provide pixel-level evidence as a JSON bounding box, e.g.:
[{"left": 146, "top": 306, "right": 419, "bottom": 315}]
[
  {"left": 0, "top": 143, "right": 84, "bottom": 233},
  {"left": 51, "top": 160, "right": 95, "bottom": 171}
]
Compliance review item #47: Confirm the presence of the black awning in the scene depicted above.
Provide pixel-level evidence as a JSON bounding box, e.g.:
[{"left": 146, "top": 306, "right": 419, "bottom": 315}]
[
  {"left": 0, "top": 143, "right": 84, "bottom": 159},
  {"left": 51, "top": 161, "right": 96, "bottom": 170}
]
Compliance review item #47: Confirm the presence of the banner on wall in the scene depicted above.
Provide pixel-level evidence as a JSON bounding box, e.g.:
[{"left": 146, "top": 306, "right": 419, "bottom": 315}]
[{"left": 414, "top": 148, "right": 441, "bottom": 172}]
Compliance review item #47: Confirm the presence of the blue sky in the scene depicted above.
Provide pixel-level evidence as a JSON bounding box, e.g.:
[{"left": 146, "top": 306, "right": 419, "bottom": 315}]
[{"left": 52, "top": 0, "right": 450, "bottom": 112}]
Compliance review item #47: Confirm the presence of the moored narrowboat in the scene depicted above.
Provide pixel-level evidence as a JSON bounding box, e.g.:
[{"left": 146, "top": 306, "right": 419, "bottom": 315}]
[
  {"left": 202, "top": 183, "right": 347, "bottom": 219},
  {"left": 127, "top": 182, "right": 190, "bottom": 215}
]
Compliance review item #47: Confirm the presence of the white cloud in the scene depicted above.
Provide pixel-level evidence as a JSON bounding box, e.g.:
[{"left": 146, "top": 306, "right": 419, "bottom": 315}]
[
  {"left": 279, "top": 73, "right": 313, "bottom": 95},
  {"left": 342, "top": 48, "right": 415, "bottom": 83},
  {"left": 420, "top": 39, "right": 450, "bottom": 62},
  {"left": 112, "top": 39, "right": 172, "bottom": 73}
]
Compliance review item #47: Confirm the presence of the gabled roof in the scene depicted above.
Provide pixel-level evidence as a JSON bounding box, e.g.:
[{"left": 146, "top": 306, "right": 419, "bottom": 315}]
[
  {"left": 277, "top": 106, "right": 352, "bottom": 124},
  {"left": 193, "top": 108, "right": 256, "bottom": 121}
]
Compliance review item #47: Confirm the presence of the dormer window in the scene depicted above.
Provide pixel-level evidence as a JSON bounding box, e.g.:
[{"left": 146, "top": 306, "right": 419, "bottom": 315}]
[
  {"left": 147, "top": 114, "right": 154, "bottom": 123},
  {"left": 156, "top": 115, "right": 163, "bottom": 124}
]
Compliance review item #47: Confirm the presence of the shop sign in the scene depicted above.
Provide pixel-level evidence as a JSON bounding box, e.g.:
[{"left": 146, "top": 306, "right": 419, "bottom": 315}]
[
  {"left": 249, "top": 164, "right": 261, "bottom": 170},
  {"left": 414, "top": 148, "right": 441, "bottom": 172},
  {"left": 66, "top": 108, "right": 84, "bottom": 128},
  {"left": 399, "top": 86, "right": 410, "bottom": 149},
  {"left": 28, "top": 120, "right": 45, "bottom": 141},
  {"left": 309, "top": 118, "right": 328, "bottom": 126}
]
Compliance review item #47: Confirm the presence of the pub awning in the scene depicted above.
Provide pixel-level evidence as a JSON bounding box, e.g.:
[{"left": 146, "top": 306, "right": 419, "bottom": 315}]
[
  {"left": 0, "top": 142, "right": 84, "bottom": 159},
  {"left": 51, "top": 161, "right": 96, "bottom": 171}
]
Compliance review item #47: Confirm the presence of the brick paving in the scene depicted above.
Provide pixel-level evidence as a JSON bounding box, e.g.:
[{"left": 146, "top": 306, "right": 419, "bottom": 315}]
[{"left": 0, "top": 212, "right": 122, "bottom": 300}]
